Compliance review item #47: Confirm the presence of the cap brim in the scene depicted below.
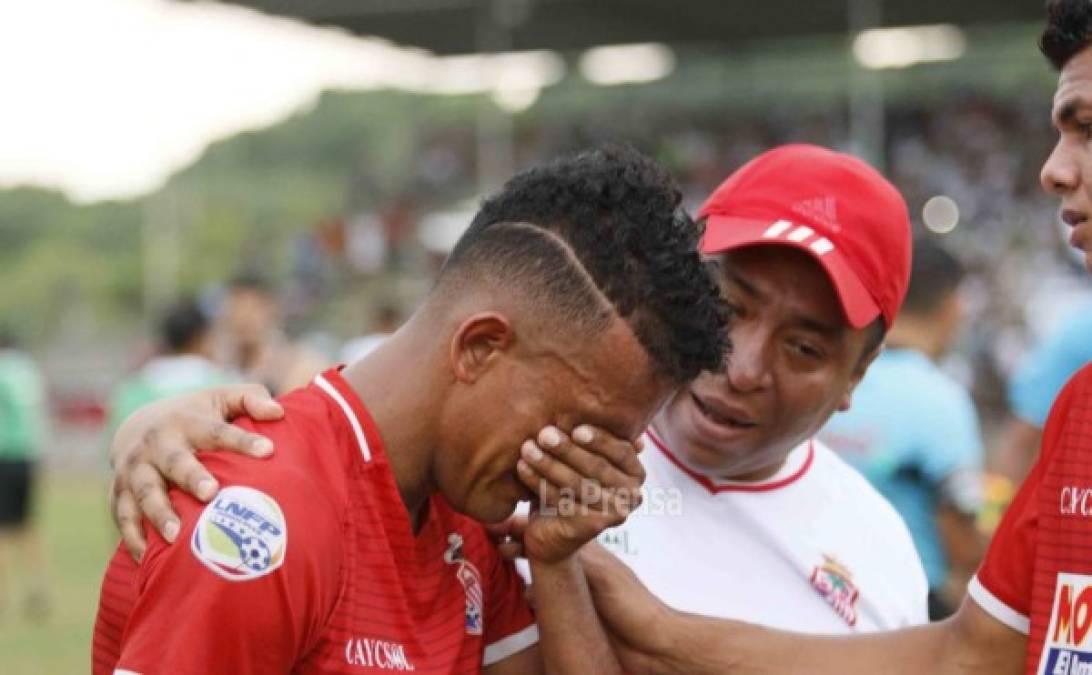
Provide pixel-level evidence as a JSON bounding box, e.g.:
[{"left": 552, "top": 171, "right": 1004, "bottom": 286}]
[{"left": 702, "top": 216, "right": 881, "bottom": 329}]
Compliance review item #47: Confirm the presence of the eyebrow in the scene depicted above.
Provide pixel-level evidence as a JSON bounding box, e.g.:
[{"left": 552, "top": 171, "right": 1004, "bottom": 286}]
[
  {"left": 1056, "top": 97, "right": 1092, "bottom": 127},
  {"left": 789, "top": 314, "right": 842, "bottom": 338},
  {"left": 723, "top": 267, "right": 761, "bottom": 298},
  {"left": 724, "top": 267, "right": 843, "bottom": 337}
]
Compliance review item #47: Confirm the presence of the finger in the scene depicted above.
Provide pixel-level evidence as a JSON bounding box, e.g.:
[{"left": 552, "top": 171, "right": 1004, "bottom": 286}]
[
  {"left": 131, "top": 463, "right": 181, "bottom": 543},
  {"left": 112, "top": 483, "right": 147, "bottom": 562},
  {"left": 483, "top": 514, "right": 528, "bottom": 541},
  {"left": 521, "top": 439, "right": 601, "bottom": 504},
  {"left": 538, "top": 427, "right": 640, "bottom": 493},
  {"left": 193, "top": 419, "right": 273, "bottom": 458},
  {"left": 214, "top": 384, "right": 283, "bottom": 422},
  {"left": 153, "top": 439, "right": 220, "bottom": 501},
  {"left": 570, "top": 425, "right": 645, "bottom": 481},
  {"left": 516, "top": 459, "right": 567, "bottom": 506},
  {"left": 496, "top": 539, "right": 524, "bottom": 560}
]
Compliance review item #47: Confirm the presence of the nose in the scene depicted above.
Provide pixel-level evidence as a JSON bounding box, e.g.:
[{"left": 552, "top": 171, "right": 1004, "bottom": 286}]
[
  {"left": 722, "top": 325, "right": 773, "bottom": 394},
  {"left": 1041, "top": 137, "right": 1081, "bottom": 197}
]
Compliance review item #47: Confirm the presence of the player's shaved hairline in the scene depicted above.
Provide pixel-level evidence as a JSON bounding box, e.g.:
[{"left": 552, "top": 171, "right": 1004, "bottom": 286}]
[{"left": 436, "top": 220, "right": 618, "bottom": 338}]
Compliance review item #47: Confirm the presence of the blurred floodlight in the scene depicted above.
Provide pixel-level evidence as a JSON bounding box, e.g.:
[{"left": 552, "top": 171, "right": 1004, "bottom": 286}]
[
  {"left": 419, "top": 201, "right": 478, "bottom": 253},
  {"left": 421, "top": 50, "right": 565, "bottom": 95},
  {"left": 493, "top": 87, "right": 540, "bottom": 112},
  {"left": 923, "top": 195, "right": 960, "bottom": 234},
  {"left": 853, "top": 24, "right": 966, "bottom": 70},
  {"left": 579, "top": 43, "right": 676, "bottom": 85}
]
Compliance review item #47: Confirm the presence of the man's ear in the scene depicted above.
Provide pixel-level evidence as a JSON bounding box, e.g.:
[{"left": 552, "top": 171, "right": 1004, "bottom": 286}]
[
  {"left": 836, "top": 341, "right": 882, "bottom": 412},
  {"left": 449, "top": 312, "right": 514, "bottom": 383}
]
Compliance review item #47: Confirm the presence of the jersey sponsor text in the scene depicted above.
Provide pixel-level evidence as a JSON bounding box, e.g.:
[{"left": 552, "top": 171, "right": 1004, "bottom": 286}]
[
  {"left": 1038, "top": 574, "right": 1092, "bottom": 674},
  {"left": 344, "top": 638, "right": 416, "bottom": 671}
]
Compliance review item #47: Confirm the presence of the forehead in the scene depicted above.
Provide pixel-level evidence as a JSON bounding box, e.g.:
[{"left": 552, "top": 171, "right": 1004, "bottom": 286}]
[
  {"left": 1054, "top": 49, "right": 1092, "bottom": 120},
  {"left": 718, "top": 246, "right": 846, "bottom": 324}
]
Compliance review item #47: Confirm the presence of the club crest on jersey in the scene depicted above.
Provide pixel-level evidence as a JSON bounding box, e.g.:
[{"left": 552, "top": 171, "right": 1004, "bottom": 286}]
[
  {"left": 809, "top": 555, "right": 859, "bottom": 627},
  {"left": 1038, "top": 573, "right": 1092, "bottom": 674},
  {"left": 190, "top": 485, "right": 287, "bottom": 582},
  {"left": 444, "top": 533, "right": 483, "bottom": 635}
]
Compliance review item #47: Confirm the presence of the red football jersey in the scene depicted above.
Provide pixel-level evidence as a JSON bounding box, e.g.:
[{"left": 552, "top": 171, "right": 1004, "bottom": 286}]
[
  {"left": 93, "top": 368, "right": 537, "bottom": 674},
  {"left": 971, "top": 364, "right": 1092, "bottom": 674}
]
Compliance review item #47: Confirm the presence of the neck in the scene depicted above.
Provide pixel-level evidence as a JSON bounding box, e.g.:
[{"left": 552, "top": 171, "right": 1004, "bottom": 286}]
[
  {"left": 886, "top": 316, "right": 944, "bottom": 361},
  {"left": 340, "top": 323, "right": 441, "bottom": 531}
]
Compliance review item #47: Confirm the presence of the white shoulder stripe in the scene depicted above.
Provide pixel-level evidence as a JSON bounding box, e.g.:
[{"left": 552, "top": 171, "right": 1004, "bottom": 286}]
[
  {"left": 967, "top": 575, "right": 1029, "bottom": 634},
  {"left": 483, "top": 624, "right": 540, "bottom": 666},
  {"left": 314, "top": 374, "right": 372, "bottom": 462},
  {"left": 114, "top": 670, "right": 142, "bottom": 674}
]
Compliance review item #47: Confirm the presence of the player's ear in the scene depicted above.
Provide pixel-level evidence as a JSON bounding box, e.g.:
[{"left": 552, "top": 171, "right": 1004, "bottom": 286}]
[
  {"left": 449, "top": 312, "right": 514, "bottom": 383},
  {"left": 837, "top": 338, "right": 882, "bottom": 412}
]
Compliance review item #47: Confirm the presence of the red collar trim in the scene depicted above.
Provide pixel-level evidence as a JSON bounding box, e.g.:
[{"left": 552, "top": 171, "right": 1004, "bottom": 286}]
[{"left": 646, "top": 430, "right": 814, "bottom": 494}]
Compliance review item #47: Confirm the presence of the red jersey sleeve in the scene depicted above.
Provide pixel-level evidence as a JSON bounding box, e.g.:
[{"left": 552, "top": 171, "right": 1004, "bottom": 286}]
[
  {"left": 114, "top": 452, "right": 342, "bottom": 674},
  {"left": 970, "top": 372, "right": 1081, "bottom": 635},
  {"left": 480, "top": 539, "right": 538, "bottom": 666}
]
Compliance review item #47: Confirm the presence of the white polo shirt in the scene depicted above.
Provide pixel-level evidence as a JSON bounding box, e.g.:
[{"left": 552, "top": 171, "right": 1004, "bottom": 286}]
[{"left": 597, "top": 430, "right": 929, "bottom": 633}]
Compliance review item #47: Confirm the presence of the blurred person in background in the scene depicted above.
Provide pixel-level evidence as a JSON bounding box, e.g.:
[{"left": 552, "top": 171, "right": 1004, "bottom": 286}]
[
  {"left": 0, "top": 327, "right": 51, "bottom": 621},
  {"left": 219, "top": 272, "right": 326, "bottom": 395},
  {"left": 819, "top": 239, "right": 985, "bottom": 621},
  {"left": 990, "top": 296, "right": 1092, "bottom": 486},
  {"left": 107, "top": 298, "right": 232, "bottom": 435},
  {"left": 339, "top": 300, "right": 403, "bottom": 364}
]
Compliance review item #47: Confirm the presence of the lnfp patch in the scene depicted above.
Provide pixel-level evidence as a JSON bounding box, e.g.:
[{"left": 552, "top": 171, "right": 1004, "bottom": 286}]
[
  {"left": 190, "top": 485, "right": 287, "bottom": 582},
  {"left": 444, "top": 533, "right": 484, "bottom": 635},
  {"left": 1038, "top": 573, "right": 1092, "bottom": 674},
  {"left": 809, "top": 555, "right": 860, "bottom": 627}
]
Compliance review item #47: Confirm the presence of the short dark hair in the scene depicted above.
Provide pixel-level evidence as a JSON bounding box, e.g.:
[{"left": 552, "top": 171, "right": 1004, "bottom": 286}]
[
  {"left": 439, "top": 145, "right": 729, "bottom": 383},
  {"left": 228, "top": 271, "right": 274, "bottom": 295},
  {"left": 160, "top": 298, "right": 211, "bottom": 354},
  {"left": 901, "top": 239, "right": 966, "bottom": 317},
  {"left": 1042, "top": 0, "right": 1092, "bottom": 70}
]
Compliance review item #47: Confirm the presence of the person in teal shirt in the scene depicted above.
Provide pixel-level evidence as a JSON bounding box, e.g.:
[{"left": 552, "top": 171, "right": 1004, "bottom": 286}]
[
  {"left": 819, "top": 240, "right": 985, "bottom": 621},
  {"left": 107, "top": 299, "right": 232, "bottom": 437},
  {"left": 0, "top": 326, "right": 51, "bottom": 619},
  {"left": 990, "top": 297, "right": 1092, "bottom": 486}
]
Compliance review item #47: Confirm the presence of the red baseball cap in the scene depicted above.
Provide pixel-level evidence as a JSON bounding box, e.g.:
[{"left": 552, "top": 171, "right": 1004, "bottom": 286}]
[{"left": 699, "top": 144, "right": 911, "bottom": 330}]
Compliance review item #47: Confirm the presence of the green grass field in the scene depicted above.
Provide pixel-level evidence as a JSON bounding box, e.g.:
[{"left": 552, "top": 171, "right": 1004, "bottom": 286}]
[{"left": 1, "top": 472, "right": 114, "bottom": 675}]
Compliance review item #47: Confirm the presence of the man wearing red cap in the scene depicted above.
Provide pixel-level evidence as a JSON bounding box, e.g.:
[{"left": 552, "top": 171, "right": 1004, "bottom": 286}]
[
  {"left": 564, "top": 142, "right": 927, "bottom": 634},
  {"left": 102, "top": 143, "right": 929, "bottom": 638}
]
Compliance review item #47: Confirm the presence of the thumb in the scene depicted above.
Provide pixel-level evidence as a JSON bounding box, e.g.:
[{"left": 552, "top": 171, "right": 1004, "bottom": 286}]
[{"left": 215, "top": 384, "right": 284, "bottom": 422}]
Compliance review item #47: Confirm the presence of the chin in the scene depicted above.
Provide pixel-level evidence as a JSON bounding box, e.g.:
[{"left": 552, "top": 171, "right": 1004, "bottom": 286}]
[
  {"left": 464, "top": 490, "right": 519, "bottom": 524},
  {"left": 680, "top": 440, "right": 751, "bottom": 476}
]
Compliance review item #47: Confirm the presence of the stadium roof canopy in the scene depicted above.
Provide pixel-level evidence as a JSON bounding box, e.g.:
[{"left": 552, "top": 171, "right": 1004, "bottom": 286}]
[{"left": 196, "top": 0, "right": 1044, "bottom": 55}]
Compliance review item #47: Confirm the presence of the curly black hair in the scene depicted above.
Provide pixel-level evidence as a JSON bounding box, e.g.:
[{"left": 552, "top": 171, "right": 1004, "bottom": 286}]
[
  {"left": 1042, "top": 0, "right": 1092, "bottom": 70},
  {"left": 440, "top": 144, "right": 729, "bottom": 384}
]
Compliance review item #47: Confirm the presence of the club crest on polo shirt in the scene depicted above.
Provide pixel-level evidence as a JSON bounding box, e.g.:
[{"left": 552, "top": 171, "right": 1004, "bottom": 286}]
[
  {"left": 809, "top": 555, "right": 859, "bottom": 627},
  {"left": 1038, "top": 573, "right": 1092, "bottom": 674},
  {"left": 444, "top": 533, "right": 483, "bottom": 635},
  {"left": 190, "top": 486, "right": 287, "bottom": 581}
]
